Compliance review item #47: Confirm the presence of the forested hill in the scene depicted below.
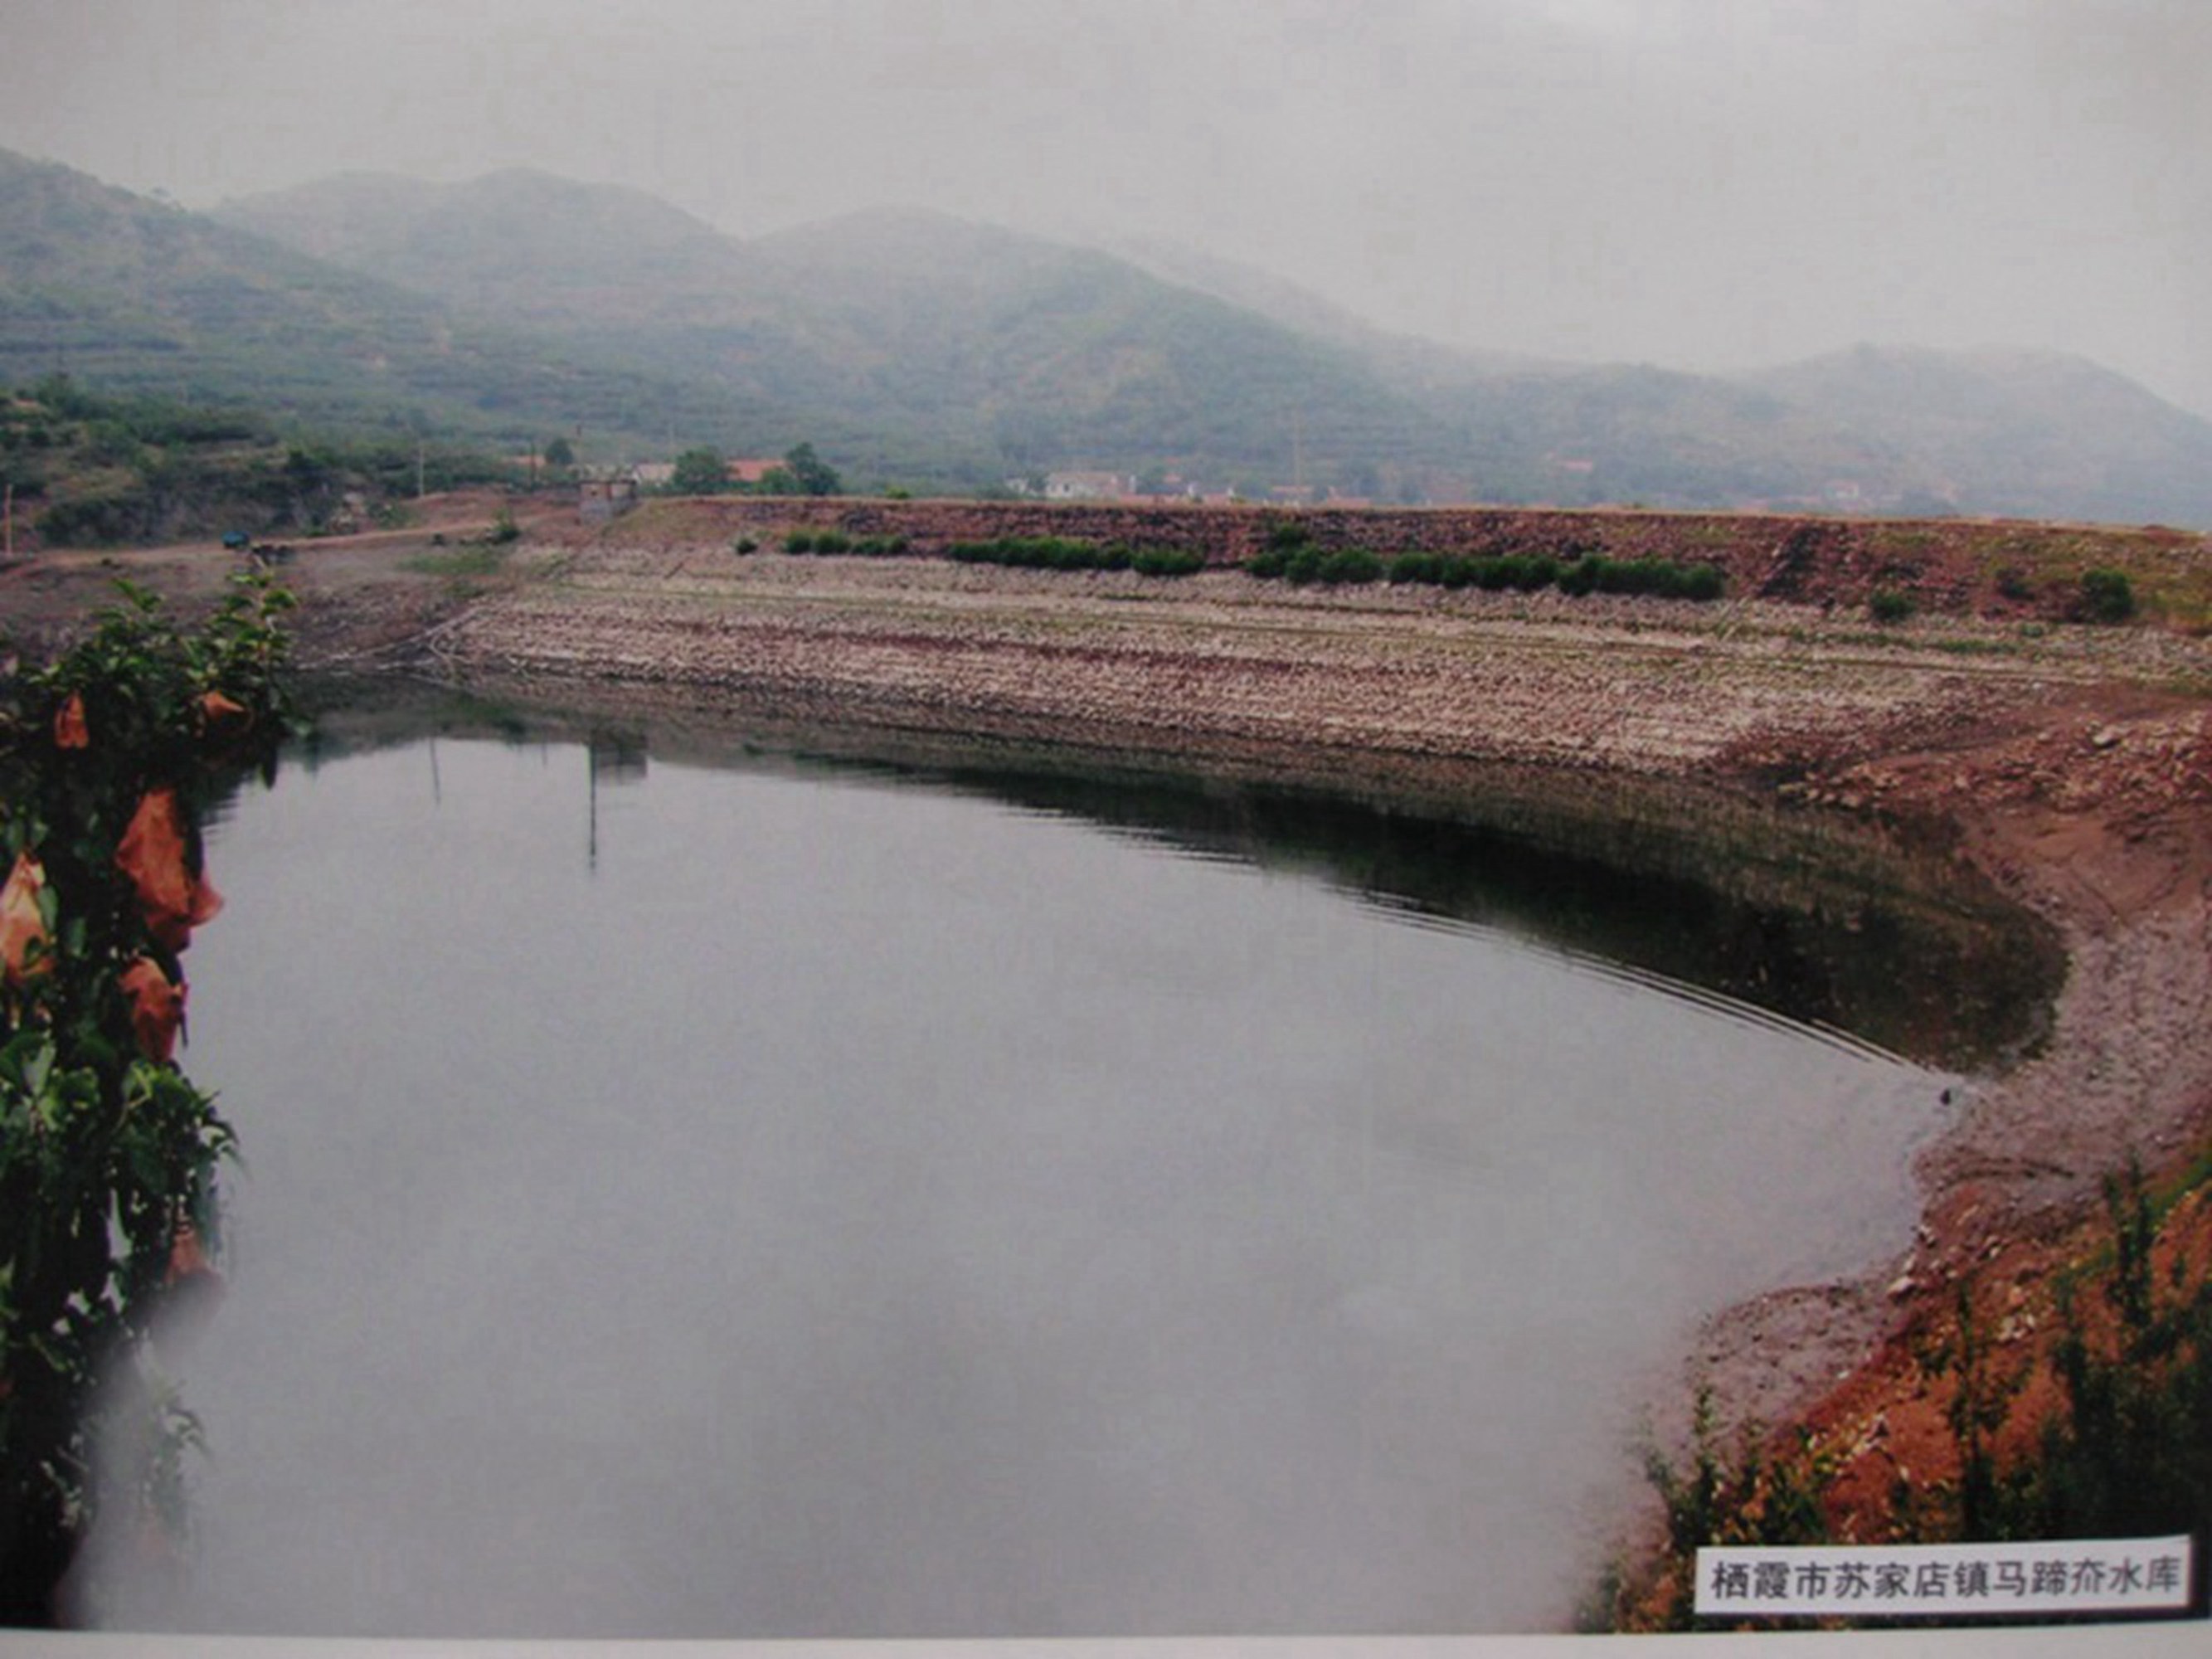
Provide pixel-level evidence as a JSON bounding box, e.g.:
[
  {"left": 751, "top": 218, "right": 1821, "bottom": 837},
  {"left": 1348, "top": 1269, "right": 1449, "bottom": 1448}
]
[
  {"left": 0, "top": 149, "right": 777, "bottom": 452},
  {"left": 6, "top": 146, "right": 2212, "bottom": 525},
  {"left": 215, "top": 182, "right": 1447, "bottom": 497},
  {"left": 206, "top": 169, "right": 2212, "bottom": 528}
]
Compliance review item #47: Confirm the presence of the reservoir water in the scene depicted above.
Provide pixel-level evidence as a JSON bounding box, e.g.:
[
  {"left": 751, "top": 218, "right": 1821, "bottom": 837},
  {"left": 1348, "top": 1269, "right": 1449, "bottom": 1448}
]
[{"left": 75, "top": 706, "right": 2051, "bottom": 1637}]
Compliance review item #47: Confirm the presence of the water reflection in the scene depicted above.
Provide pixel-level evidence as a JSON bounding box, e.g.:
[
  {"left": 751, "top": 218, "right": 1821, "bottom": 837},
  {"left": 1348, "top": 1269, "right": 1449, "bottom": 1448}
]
[
  {"left": 907, "top": 765, "right": 2058, "bottom": 1072},
  {"left": 82, "top": 690, "right": 2058, "bottom": 1637},
  {"left": 298, "top": 690, "right": 2055, "bottom": 1072}
]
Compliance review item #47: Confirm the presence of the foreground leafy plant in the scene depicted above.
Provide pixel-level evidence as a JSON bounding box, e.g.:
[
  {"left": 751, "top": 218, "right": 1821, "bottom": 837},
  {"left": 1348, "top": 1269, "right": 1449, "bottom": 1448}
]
[
  {"left": 1, "top": 574, "right": 296, "bottom": 1623},
  {"left": 1582, "top": 1390, "right": 1835, "bottom": 1631}
]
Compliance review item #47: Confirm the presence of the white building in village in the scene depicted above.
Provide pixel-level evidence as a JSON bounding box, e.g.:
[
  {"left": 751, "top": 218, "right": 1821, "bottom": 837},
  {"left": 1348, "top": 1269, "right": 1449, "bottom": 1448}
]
[{"left": 1041, "top": 470, "right": 1135, "bottom": 501}]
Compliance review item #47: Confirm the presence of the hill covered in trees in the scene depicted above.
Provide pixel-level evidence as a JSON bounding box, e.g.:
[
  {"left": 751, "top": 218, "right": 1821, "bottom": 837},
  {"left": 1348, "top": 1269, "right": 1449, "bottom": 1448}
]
[{"left": 7, "top": 147, "right": 2212, "bottom": 524}]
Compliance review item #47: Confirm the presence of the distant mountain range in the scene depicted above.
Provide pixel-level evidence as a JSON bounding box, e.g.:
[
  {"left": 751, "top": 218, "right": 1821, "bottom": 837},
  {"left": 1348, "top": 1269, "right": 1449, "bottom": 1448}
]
[{"left": 4, "top": 147, "right": 2210, "bottom": 526}]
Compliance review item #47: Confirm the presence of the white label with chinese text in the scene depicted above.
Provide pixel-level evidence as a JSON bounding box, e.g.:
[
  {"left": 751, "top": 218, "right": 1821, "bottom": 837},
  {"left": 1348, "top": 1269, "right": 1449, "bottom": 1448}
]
[{"left": 1695, "top": 1535, "right": 2195, "bottom": 1618}]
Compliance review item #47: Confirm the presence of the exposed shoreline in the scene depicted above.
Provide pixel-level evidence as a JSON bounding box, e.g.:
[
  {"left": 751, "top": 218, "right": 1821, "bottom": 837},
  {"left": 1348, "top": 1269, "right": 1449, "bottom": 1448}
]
[{"left": 7, "top": 502, "right": 2210, "bottom": 1613}]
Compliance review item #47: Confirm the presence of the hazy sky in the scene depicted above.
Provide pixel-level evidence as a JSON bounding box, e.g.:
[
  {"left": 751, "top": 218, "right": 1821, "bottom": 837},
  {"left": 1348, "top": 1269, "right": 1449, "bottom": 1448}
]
[{"left": 5, "top": 0, "right": 2208, "bottom": 414}]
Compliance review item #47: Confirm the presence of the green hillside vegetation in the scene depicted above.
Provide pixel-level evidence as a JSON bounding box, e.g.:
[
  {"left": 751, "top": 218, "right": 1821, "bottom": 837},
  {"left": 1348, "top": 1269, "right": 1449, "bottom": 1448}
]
[
  {"left": 216, "top": 175, "right": 2212, "bottom": 523},
  {"left": 739, "top": 211, "right": 1447, "bottom": 494},
  {"left": 216, "top": 187, "right": 1449, "bottom": 496},
  {"left": 210, "top": 169, "right": 761, "bottom": 335},
  {"left": 213, "top": 180, "right": 994, "bottom": 486},
  {"left": 0, "top": 151, "right": 785, "bottom": 463},
  {"left": 1740, "top": 345, "right": 2212, "bottom": 526},
  {"left": 0, "top": 376, "right": 514, "bottom": 547},
  {"left": 10, "top": 150, "right": 2212, "bottom": 523},
  {"left": 1412, "top": 362, "right": 1922, "bottom": 510}
]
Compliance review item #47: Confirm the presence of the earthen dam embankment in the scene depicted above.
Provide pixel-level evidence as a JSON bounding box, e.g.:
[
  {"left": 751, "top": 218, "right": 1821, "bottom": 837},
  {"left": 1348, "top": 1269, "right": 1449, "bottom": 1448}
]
[{"left": 576, "top": 495, "right": 2210, "bottom": 620}]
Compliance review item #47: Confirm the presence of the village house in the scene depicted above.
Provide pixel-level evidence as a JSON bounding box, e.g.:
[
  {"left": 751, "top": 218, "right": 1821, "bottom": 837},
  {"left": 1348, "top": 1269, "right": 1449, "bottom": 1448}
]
[
  {"left": 578, "top": 468, "right": 639, "bottom": 520},
  {"left": 1042, "top": 470, "right": 1135, "bottom": 501}
]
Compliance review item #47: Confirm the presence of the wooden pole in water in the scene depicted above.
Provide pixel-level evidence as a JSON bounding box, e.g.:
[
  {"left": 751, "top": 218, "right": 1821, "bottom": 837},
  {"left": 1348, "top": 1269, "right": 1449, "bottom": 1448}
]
[{"left": 3, "top": 481, "right": 12, "bottom": 562}]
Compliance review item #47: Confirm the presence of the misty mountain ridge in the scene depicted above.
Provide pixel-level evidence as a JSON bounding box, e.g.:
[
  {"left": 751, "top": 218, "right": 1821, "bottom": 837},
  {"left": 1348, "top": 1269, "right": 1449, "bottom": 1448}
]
[
  {"left": 6, "top": 149, "right": 2208, "bottom": 525},
  {"left": 217, "top": 168, "right": 760, "bottom": 331},
  {"left": 0, "top": 148, "right": 792, "bottom": 449},
  {"left": 1096, "top": 231, "right": 1580, "bottom": 393}
]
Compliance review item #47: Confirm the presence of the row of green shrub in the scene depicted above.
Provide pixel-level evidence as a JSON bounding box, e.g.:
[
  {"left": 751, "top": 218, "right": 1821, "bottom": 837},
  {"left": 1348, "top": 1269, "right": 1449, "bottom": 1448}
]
[
  {"left": 1246, "top": 544, "right": 1726, "bottom": 601},
  {"left": 781, "top": 530, "right": 911, "bottom": 557},
  {"left": 772, "top": 522, "right": 2141, "bottom": 627},
  {"left": 945, "top": 536, "right": 1205, "bottom": 577},
  {"left": 1868, "top": 567, "right": 2137, "bottom": 626}
]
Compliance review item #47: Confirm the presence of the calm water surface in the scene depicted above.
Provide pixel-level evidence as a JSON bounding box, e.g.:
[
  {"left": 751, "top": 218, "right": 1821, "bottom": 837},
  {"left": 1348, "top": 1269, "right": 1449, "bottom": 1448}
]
[{"left": 80, "top": 719, "right": 2003, "bottom": 1637}]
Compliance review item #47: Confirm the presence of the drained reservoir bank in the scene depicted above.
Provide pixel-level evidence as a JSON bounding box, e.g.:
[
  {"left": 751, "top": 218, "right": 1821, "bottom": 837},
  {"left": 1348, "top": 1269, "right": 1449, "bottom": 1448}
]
[{"left": 7, "top": 493, "right": 2210, "bottom": 1624}]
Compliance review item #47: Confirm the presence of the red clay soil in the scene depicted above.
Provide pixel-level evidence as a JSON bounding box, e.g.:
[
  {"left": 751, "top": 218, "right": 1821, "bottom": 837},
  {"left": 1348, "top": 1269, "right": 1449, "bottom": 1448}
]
[{"left": 1806, "top": 1180, "right": 2212, "bottom": 1536}]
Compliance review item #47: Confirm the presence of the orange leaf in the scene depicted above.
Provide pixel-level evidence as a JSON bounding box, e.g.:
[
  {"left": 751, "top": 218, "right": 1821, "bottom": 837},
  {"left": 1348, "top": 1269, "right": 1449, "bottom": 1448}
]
[
  {"left": 53, "top": 691, "right": 90, "bottom": 750},
  {"left": 120, "top": 956, "right": 186, "bottom": 1063},
  {"left": 199, "top": 689, "right": 249, "bottom": 735},
  {"left": 158, "top": 1219, "right": 225, "bottom": 1352},
  {"left": 0, "top": 850, "right": 49, "bottom": 985},
  {"left": 165, "top": 1219, "right": 216, "bottom": 1287},
  {"left": 115, "top": 788, "right": 222, "bottom": 951}
]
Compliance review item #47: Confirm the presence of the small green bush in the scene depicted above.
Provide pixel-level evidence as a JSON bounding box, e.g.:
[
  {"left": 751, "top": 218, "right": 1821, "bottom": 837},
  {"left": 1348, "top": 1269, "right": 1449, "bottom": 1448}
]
[
  {"left": 1869, "top": 587, "right": 1916, "bottom": 624},
  {"left": 2077, "top": 567, "right": 2136, "bottom": 624},
  {"left": 782, "top": 532, "right": 814, "bottom": 554},
  {"left": 1677, "top": 564, "right": 1726, "bottom": 601},
  {"left": 1557, "top": 557, "right": 1599, "bottom": 596},
  {"left": 1131, "top": 547, "right": 1203, "bottom": 577},
  {"left": 1318, "top": 547, "right": 1382, "bottom": 585}
]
